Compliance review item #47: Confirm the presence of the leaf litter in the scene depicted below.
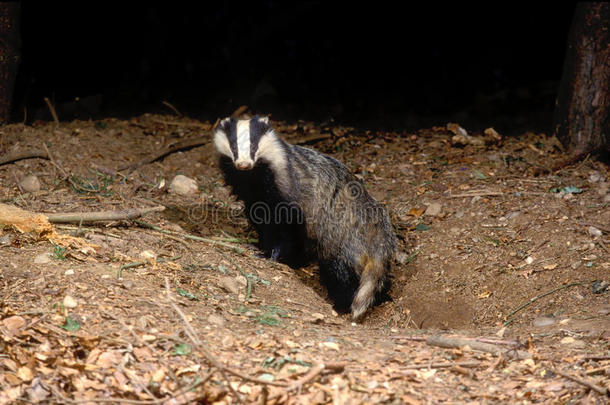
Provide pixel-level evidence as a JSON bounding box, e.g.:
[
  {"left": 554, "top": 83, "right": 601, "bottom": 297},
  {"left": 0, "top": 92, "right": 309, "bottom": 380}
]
[{"left": 0, "top": 114, "right": 608, "bottom": 403}]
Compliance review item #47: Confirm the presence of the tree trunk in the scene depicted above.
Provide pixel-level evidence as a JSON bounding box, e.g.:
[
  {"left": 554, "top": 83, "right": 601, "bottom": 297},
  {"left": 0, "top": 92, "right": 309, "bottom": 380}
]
[
  {"left": 553, "top": 2, "right": 610, "bottom": 157},
  {"left": 0, "top": 2, "right": 20, "bottom": 124}
]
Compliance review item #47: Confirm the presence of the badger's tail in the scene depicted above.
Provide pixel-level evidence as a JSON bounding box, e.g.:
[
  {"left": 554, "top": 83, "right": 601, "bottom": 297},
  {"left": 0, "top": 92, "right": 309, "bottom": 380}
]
[{"left": 351, "top": 255, "right": 386, "bottom": 320}]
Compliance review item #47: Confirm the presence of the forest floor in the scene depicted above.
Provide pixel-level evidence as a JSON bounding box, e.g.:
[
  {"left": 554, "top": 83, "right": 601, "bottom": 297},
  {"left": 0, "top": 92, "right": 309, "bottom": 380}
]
[{"left": 0, "top": 114, "right": 609, "bottom": 404}]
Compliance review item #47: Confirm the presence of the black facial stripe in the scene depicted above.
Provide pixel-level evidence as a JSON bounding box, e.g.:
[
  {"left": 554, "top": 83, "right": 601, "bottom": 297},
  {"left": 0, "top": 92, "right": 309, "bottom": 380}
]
[
  {"left": 224, "top": 117, "right": 238, "bottom": 160},
  {"left": 249, "top": 117, "right": 269, "bottom": 160}
]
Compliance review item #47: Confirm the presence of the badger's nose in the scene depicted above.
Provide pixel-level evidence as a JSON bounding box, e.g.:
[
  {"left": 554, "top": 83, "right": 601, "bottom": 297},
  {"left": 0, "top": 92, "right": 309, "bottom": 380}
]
[{"left": 235, "top": 161, "right": 254, "bottom": 170}]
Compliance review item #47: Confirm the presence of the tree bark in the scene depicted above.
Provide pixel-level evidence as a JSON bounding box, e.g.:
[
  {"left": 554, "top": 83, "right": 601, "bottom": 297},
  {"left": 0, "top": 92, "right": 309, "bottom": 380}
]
[
  {"left": 553, "top": 2, "right": 610, "bottom": 157},
  {"left": 0, "top": 2, "right": 20, "bottom": 124}
]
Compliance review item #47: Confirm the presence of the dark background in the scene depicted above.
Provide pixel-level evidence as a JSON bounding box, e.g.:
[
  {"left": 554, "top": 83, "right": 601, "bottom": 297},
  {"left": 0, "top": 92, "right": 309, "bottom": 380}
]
[{"left": 12, "top": 2, "right": 576, "bottom": 134}]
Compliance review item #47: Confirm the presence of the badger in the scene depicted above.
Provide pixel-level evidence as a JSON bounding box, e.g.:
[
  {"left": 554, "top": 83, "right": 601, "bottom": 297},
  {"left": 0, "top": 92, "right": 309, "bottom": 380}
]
[{"left": 214, "top": 116, "right": 397, "bottom": 320}]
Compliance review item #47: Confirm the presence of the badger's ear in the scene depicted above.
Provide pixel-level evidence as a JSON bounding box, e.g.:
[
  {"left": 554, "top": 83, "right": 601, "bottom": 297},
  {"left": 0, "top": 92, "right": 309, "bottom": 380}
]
[
  {"left": 259, "top": 116, "right": 269, "bottom": 125},
  {"left": 215, "top": 117, "right": 231, "bottom": 132}
]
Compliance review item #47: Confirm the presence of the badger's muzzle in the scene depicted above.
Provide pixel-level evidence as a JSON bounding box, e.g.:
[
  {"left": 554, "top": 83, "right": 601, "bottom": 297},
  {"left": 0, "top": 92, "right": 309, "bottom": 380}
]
[{"left": 235, "top": 161, "right": 254, "bottom": 170}]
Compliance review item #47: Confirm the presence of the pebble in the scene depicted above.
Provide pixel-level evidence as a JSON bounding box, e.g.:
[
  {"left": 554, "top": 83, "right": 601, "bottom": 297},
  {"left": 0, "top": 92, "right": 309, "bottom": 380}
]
[
  {"left": 19, "top": 175, "right": 41, "bottom": 193},
  {"left": 424, "top": 202, "right": 442, "bottom": 217},
  {"left": 560, "top": 336, "right": 586, "bottom": 349},
  {"left": 219, "top": 276, "right": 240, "bottom": 295},
  {"left": 64, "top": 269, "right": 74, "bottom": 276},
  {"left": 570, "top": 260, "right": 582, "bottom": 270},
  {"left": 588, "top": 226, "right": 602, "bottom": 237},
  {"left": 169, "top": 175, "right": 199, "bottom": 196},
  {"left": 33, "top": 253, "right": 51, "bottom": 264},
  {"left": 207, "top": 314, "right": 226, "bottom": 327},
  {"left": 139, "top": 250, "right": 157, "bottom": 260},
  {"left": 532, "top": 316, "right": 556, "bottom": 327},
  {"left": 63, "top": 295, "right": 78, "bottom": 308}
]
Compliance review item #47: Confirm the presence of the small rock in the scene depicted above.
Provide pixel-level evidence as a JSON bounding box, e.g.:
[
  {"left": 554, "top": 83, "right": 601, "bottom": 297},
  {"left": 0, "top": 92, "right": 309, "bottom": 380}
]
[
  {"left": 169, "top": 175, "right": 199, "bottom": 196},
  {"left": 570, "top": 260, "right": 582, "bottom": 270},
  {"left": 34, "top": 253, "right": 51, "bottom": 264},
  {"left": 560, "top": 336, "right": 586, "bottom": 349},
  {"left": 219, "top": 276, "right": 240, "bottom": 295},
  {"left": 424, "top": 202, "right": 442, "bottom": 217},
  {"left": 310, "top": 313, "right": 325, "bottom": 324},
  {"left": 532, "top": 316, "right": 556, "bottom": 327},
  {"left": 0, "top": 235, "right": 10, "bottom": 246},
  {"left": 207, "top": 314, "right": 225, "bottom": 327},
  {"left": 320, "top": 341, "right": 340, "bottom": 351},
  {"left": 64, "top": 269, "right": 74, "bottom": 276},
  {"left": 19, "top": 175, "right": 41, "bottom": 193},
  {"left": 2, "top": 315, "right": 26, "bottom": 334},
  {"left": 63, "top": 295, "right": 78, "bottom": 308},
  {"left": 588, "top": 226, "right": 602, "bottom": 237},
  {"left": 139, "top": 250, "right": 157, "bottom": 260},
  {"left": 604, "top": 194, "right": 610, "bottom": 203},
  {"left": 142, "top": 334, "right": 157, "bottom": 342},
  {"left": 588, "top": 171, "right": 602, "bottom": 183}
]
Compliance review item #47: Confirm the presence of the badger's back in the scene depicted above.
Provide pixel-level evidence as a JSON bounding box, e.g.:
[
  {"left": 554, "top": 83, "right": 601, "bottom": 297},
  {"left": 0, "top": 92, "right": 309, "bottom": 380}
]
[{"left": 214, "top": 116, "right": 397, "bottom": 319}]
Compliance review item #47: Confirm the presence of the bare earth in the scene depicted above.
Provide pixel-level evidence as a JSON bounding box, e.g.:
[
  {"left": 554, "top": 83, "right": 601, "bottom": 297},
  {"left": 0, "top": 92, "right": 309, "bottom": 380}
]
[{"left": 1, "top": 115, "right": 609, "bottom": 404}]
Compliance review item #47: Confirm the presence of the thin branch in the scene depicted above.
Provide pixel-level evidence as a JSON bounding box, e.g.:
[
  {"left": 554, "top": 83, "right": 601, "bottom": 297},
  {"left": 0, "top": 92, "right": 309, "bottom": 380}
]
[
  {"left": 551, "top": 368, "right": 608, "bottom": 396},
  {"left": 117, "top": 137, "right": 209, "bottom": 173},
  {"left": 43, "top": 97, "right": 59, "bottom": 125},
  {"left": 45, "top": 206, "right": 165, "bottom": 223},
  {"left": 503, "top": 282, "right": 583, "bottom": 326},
  {"left": 0, "top": 149, "right": 49, "bottom": 166},
  {"left": 426, "top": 336, "right": 531, "bottom": 359},
  {"left": 162, "top": 100, "right": 182, "bottom": 116}
]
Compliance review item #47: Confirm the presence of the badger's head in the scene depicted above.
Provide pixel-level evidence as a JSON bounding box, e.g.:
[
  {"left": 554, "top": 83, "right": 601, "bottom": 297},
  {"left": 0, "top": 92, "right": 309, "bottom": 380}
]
[{"left": 214, "top": 116, "right": 282, "bottom": 171}]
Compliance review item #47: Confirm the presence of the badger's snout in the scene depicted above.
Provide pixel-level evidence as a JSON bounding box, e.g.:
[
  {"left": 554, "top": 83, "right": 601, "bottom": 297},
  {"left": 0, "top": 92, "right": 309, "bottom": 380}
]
[{"left": 235, "top": 161, "right": 254, "bottom": 170}]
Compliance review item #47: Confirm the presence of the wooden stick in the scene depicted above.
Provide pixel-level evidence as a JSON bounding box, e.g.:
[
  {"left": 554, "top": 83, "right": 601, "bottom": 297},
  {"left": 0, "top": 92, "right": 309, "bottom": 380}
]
[
  {"left": 402, "top": 361, "right": 481, "bottom": 370},
  {"left": 162, "top": 100, "right": 182, "bottom": 116},
  {"left": 294, "top": 133, "right": 332, "bottom": 145},
  {"left": 135, "top": 220, "right": 244, "bottom": 253},
  {"left": 0, "top": 149, "right": 49, "bottom": 166},
  {"left": 117, "top": 137, "right": 209, "bottom": 173},
  {"left": 426, "top": 336, "right": 531, "bottom": 359},
  {"left": 503, "top": 282, "right": 582, "bottom": 326},
  {"left": 43, "top": 97, "right": 60, "bottom": 125},
  {"left": 45, "top": 206, "right": 165, "bottom": 223},
  {"left": 449, "top": 191, "right": 504, "bottom": 198},
  {"left": 552, "top": 368, "right": 608, "bottom": 396}
]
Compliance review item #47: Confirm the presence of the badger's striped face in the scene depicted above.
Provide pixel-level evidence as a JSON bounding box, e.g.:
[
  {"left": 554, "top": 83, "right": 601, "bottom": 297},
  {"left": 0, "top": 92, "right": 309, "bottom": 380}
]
[{"left": 214, "top": 116, "right": 277, "bottom": 170}]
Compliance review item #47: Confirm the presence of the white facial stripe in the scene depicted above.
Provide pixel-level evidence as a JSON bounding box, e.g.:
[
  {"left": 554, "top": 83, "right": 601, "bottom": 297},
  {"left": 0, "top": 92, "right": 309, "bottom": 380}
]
[
  {"left": 255, "top": 131, "right": 283, "bottom": 164},
  {"left": 214, "top": 129, "right": 233, "bottom": 159},
  {"left": 235, "top": 120, "right": 252, "bottom": 164}
]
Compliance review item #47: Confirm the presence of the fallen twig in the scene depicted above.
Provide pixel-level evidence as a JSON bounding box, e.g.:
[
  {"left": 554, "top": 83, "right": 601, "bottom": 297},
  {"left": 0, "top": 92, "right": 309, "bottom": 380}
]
[
  {"left": 135, "top": 219, "right": 244, "bottom": 253},
  {"left": 426, "top": 335, "right": 531, "bottom": 359},
  {"left": 162, "top": 100, "right": 182, "bottom": 116},
  {"left": 294, "top": 133, "right": 332, "bottom": 145},
  {"left": 448, "top": 191, "right": 504, "bottom": 198},
  {"left": 503, "top": 282, "right": 583, "bottom": 326},
  {"left": 43, "top": 97, "right": 60, "bottom": 125},
  {"left": 0, "top": 149, "right": 49, "bottom": 166},
  {"left": 402, "top": 361, "right": 481, "bottom": 370},
  {"left": 117, "top": 137, "right": 209, "bottom": 173},
  {"left": 117, "top": 255, "right": 181, "bottom": 278},
  {"left": 551, "top": 368, "right": 609, "bottom": 396},
  {"left": 45, "top": 206, "right": 165, "bottom": 223}
]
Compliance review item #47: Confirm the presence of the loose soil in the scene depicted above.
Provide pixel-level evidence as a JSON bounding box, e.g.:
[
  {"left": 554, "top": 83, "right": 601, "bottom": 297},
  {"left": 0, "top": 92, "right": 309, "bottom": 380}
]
[{"left": 1, "top": 115, "right": 608, "bottom": 404}]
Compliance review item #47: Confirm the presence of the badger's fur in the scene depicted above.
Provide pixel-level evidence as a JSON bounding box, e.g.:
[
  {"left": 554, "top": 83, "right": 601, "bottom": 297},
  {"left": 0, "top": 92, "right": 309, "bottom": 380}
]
[{"left": 214, "top": 116, "right": 396, "bottom": 320}]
